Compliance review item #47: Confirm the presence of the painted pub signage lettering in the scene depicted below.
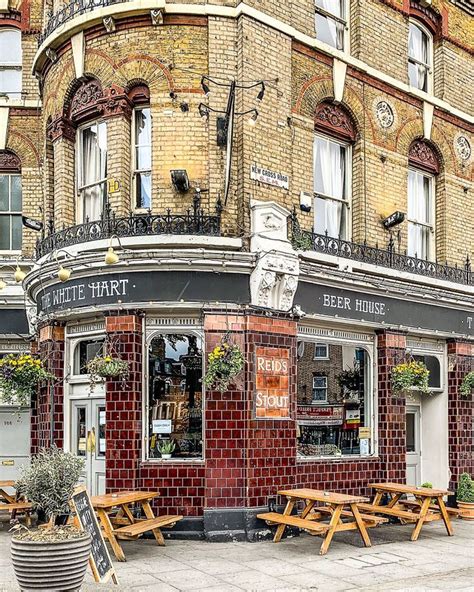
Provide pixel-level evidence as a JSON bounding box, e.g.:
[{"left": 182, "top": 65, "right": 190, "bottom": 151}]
[
  {"left": 41, "top": 279, "right": 129, "bottom": 310},
  {"left": 323, "top": 294, "right": 386, "bottom": 316},
  {"left": 255, "top": 347, "right": 290, "bottom": 420}
]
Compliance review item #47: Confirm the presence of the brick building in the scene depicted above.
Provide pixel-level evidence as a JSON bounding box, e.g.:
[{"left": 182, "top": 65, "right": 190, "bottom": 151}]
[{"left": 0, "top": 0, "right": 472, "bottom": 540}]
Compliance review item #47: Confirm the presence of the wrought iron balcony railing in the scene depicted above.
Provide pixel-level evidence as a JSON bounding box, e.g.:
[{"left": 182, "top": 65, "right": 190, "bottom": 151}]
[
  {"left": 39, "top": 0, "right": 127, "bottom": 46},
  {"left": 35, "top": 204, "right": 222, "bottom": 259},
  {"left": 290, "top": 212, "right": 472, "bottom": 286}
]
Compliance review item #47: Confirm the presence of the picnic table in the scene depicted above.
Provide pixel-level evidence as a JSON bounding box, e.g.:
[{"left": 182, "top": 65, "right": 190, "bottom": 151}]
[
  {"left": 91, "top": 490, "right": 182, "bottom": 562},
  {"left": 357, "top": 482, "right": 454, "bottom": 541},
  {"left": 0, "top": 480, "right": 32, "bottom": 526},
  {"left": 258, "top": 488, "right": 387, "bottom": 555}
]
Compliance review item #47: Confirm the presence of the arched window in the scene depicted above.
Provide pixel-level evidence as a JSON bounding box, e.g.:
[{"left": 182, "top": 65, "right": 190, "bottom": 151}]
[
  {"left": 0, "top": 28, "right": 22, "bottom": 98},
  {"left": 129, "top": 85, "right": 152, "bottom": 210},
  {"left": 0, "top": 150, "right": 22, "bottom": 251},
  {"left": 313, "top": 101, "right": 356, "bottom": 240},
  {"left": 407, "top": 140, "right": 439, "bottom": 261},
  {"left": 408, "top": 20, "right": 433, "bottom": 92}
]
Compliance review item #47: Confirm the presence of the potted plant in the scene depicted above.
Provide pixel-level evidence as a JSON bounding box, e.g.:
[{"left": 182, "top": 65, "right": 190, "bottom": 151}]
[
  {"left": 391, "top": 360, "right": 430, "bottom": 397},
  {"left": 204, "top": 335, "right": 244, "bottom": 392},
  {"left": 158, "top": 439, "right": 175, "bottom": 460},
  {"left": 0, "top": 354, "right": 54, "bottom": 407},
  {"left": 459, "top": 371, "right": 474, "bottom": 398},
  {"left": 86, "top": 354, "right": 129, "bottom": 391},
  {"left": 456, "top": 473, "right": 474, "bottom": 520},
  {"left": 11, "top": 447, "right": 91, "bottom": 591}
]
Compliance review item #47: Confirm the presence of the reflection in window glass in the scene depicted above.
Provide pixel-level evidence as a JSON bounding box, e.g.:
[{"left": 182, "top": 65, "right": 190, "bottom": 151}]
[
  {"left": 0, "top": 174, "right": 22, "bottom": 251},
  {"left": 0, "top": 29, "right": 22, "bottom": 98},
  {"left": 73, "top": 339, "right": 105, "bottom": 375},
  {"left": 134, "top": 108, "right": 152, "bottom": 209},
  {"left": 297, "top": 342, "right": 373, "bottom": 457},
  {"left": 148, "top": 334, "right": 203, "bottom": 459}
]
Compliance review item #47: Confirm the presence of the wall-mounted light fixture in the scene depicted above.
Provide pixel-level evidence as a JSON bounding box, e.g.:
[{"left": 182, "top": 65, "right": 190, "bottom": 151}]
[{"left": 171, "top": 170, "right": 190, "bottom": 193}]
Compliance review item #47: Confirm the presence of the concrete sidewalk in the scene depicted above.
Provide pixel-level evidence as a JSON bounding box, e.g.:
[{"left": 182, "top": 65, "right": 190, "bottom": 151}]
[{"left": 1, "top": 518, "right": 472, "bottom": 591}]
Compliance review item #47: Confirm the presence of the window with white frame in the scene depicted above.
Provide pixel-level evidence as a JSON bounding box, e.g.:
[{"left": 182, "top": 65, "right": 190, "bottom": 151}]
[
  {"left": 312, "top": 375, "right": 328, "bottom": 402},
  {"left": 297, "top": 341, "right": 374, "bottom": 457},
  {"left": 0, "top": 172, "right": 22, "bottom": 251},
  {"left": 314, "top": 0, "right": 346, "bottom": 50},
  {"left": 77, "top": 121, "right": 107, "bottom": 223},
  {"left": 0, "top": 29, "right": 22, "bottom": 99},
  {"left": 313, "top": 135, "right": 350, "bottom": 239},
  {"left": 313, "top": 343, "right": 329, "bottom": 359},
  {"left": 407, "top": 168, "right": 434, "bottom": 260},
  {"left": 408, "top": 21, "right": 432, "bottom": 92},
  {"left": 73, "top": 338, "right": 105, "bottom": 375},
  {"left": 133, "top": 107, "right": 152, "bottom": 209},
  {"left": 147, "top": 333, "right": 203, "bottom": 460}
]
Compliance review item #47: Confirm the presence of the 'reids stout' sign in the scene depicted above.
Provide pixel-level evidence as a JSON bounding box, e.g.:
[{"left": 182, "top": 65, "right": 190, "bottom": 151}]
[{"left": 255, "top": 347, "right": 290, "bottom": 420}]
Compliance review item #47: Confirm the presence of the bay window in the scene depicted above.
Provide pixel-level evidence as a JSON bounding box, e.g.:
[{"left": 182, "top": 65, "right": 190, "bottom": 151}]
[
  {"left": 147, "top": 333, "right": 203, "bottom": 460},
  {"left": 77, "top": 122, "right": 107, "bottom": 223},
  {"left": 408, "top": 21, "right": 432, "bottom": 92},
  {"left": 407, "top": 168, "right": 434, "bottom": 260},
  {"left": 0, "top": 29, "right": 22, "bottom": 99},
  {"left": 0, "top": 171, "right": 22, "bottom": 251},
  {"left": 297, "top": 340, "right": 374, "bottom": 458},
  {"left": 314, "top": 0, "right": 346, "bottom": 51},
  {"left": 133, "top": 107, "right": 152, "bottom": 209},
  {"left": 313, "top": 135, "right": 349, "bottom": 239}
]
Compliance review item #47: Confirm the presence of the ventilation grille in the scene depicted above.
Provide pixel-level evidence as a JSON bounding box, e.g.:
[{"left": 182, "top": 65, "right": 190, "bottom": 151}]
[
  {"left": 407, "top": 339, "right": 444, "bottom": 353},
  {"left": 298, "top": 326, "right": 373, "bottom": 342},
  {"left": 67, "top": 321, "right": 105, "bottom": 335}
]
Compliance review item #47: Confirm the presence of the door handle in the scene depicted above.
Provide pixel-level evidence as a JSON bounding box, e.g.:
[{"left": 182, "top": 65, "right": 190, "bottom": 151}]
[{"left": 86, "top": 428, "right": 96, "bottom": 453}]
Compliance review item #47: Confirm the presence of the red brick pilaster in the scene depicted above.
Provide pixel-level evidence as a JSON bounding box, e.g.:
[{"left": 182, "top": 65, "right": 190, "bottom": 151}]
[
  {"left": 104, "top": 313, "right": 143, "bottom": 492},
  {"left": 447, "top": 340, "right": 474, "bottom": 491},
  {"left": 32, "top": 323, "right": 65, "bottom": 453},
  {"left": 376, "top": 329, "right": 407, "bottom": 482}
]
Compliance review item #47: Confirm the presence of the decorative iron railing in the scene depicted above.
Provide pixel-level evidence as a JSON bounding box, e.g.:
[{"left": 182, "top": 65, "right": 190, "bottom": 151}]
[
  {"left": 290, "top": 212, "right": 472, "bottom": 286},
  {"left": 35, "top": 203, "right": 222, "bottom": 259},
  {"left": 39, "top": 0, "right": 127, "bottom": 46}
]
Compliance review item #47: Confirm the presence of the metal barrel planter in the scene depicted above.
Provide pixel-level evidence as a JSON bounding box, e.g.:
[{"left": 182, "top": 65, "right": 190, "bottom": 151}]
[{"left": 11, "top": 532, "right": 91, "bottom": 591}]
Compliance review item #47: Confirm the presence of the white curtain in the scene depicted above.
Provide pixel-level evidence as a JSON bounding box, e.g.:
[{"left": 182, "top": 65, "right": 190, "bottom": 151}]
[
  {"left": 314, "top": 136, "right": 346, "bottom": 238},
  {"left": 80, "top": 123, "right": 107, "bottom": 222},
  {"left": 315, "top": 0, "right": 344, "bottom": 49},
  {"left": 408, "top": 24, "right": 427, "bottom": 90},
  {"left": 407, "top": 170, "right": 431, "bottom": 259}
]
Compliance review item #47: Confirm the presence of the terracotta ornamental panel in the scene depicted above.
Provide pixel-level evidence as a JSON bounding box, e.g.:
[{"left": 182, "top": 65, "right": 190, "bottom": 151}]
[{"left": 255, "top": 347, "right": 290, "bottom": 419}]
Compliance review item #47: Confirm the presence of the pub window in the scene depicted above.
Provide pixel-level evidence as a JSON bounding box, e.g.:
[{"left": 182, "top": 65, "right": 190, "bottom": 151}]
[
  {"left": 408, "top": 21, "right": 432, "bottom": 93},
  {"left": 132, "top": 107, "right": 152, "bottom": 209},
  {"left": 0, "top": 29, "right": 22, "bottom": 98},
  {"left": 407, "top": 168, "right": 434, "bottom": 260},
  {"left": 77, "top": 121, "right": 107, "bottom": 223},
  {"left": 73, "top": 338, "right": 105, "bottom": 375},
  {"left": 147, "top": 333, "right": 203, "bottom": 460},
  {"left": 413, "top": 354, "right": 442, "bottom": 390},
  {"left": 297, "top": 341, "right": 374, "bottom": 458},
  {"left": 0, "top": 163, "right": 22, "bottom": 251},
  {"left": 314, "top": 0, "right": 346, "bottom": 51},
  {"left": 313, "top": 343, "right": 329, "bottom": 359}
]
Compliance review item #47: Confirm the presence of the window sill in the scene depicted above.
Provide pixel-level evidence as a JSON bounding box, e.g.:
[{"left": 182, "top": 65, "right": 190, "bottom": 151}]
[
  {"left": 297, "top": 455, "right": 379, "bottom": 463},
  {"left": 141, "top": 459, "right": 205, "bottom": 466}
]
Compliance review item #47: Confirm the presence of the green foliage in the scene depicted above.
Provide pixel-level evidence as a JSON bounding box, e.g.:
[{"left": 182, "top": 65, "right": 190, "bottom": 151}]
[
  {"left": 291, "top": 231, "right": 314, "bottom": 251},
  {"left": 158, "top": 440, "right": 175, "bottom": 455},
  {"left": 391, "top": 360, "right": 430, "bottom": 396},
  {"left": 86, "top": 355, "right": 129, "bottom": 390},
  {"left": 456, "top": 473, "right": 474, "bottom": 503},
  {"left": 459, "top": 371, "right": 474, "bottom": 398},
  {"left": 336, "top": 368, "right": 361, "bottom": 392},
  {"left": 0, "top": 354, "right": 54, "bottom": 407},
  {"left": 421, "top": 482, "right": 433, "bottom": 489},
  {"left": 204, "top": 337, "right": 244, "bottom": 393},
  {"left": 16, "top": 447, "right": 84, "bottom": 521}
]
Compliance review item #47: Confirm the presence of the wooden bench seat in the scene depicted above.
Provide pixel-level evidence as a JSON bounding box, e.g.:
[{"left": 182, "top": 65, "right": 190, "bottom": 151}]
[
  {"left": 113, "top": 515, "right": 182, "bottom": 537},
  {"left": 357, "top": 503, "right": 428, "bottom": 520},
  {"left": 311, "top": 507, "right": 388, "bottom": 524},
  {"left": 0, "top": 502, "right": 32, "bottom": 512},
  {"left": 398, "top": 500, "right": 460, "bottom": 516},
  {"left": 257, "top": 512, "right": 329, "bottom": 534}
]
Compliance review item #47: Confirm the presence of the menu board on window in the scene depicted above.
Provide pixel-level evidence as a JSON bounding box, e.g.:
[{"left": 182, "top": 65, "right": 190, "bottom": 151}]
[{"left": 297, "top": 405, "right": 344, "bottom": 426}]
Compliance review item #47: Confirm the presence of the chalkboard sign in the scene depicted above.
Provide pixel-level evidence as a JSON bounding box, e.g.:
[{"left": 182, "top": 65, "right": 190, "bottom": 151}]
[{"left": 71, "top": 486, "right": 118, "bottom": 584}]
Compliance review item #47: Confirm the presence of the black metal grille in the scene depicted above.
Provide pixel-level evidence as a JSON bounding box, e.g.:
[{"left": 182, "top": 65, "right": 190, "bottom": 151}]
[
  {"left": 39, "top": 0, "right": 126, "bottom": 47},
  {"left": 290, "top": 212, "right": 472, "bottom": 286},
  {"left": 36, "top": 205, "right": 222, "bottom": 259}
]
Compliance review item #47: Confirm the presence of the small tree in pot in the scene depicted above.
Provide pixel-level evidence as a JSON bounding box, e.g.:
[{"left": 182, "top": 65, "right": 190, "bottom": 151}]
[
  {"left": 11, "top": 447, "right": 91, "bottom": 591},
  {"left": 456, "top": 473, "right": 474, "bottom": 521}
]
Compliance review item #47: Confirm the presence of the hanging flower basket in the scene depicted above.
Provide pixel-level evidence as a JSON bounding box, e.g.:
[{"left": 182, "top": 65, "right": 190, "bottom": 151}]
[
  {"left": 204, "top": 336, "right": 244, "bottom": 393},
  {"left": 391, "top": 360, "right": 430, "bottom": 397},
  {"left": 0, "top": 354, "right": 54, "bottom": 407},
  {"left": 459, "top": 371, "right": 474, "bottom": 398},
  {"left": 86, "top": 355, "right": 129, "bottom": 391}
]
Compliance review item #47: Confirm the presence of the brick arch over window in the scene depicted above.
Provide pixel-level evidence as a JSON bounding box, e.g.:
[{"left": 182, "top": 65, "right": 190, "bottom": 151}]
[
  {"left": 0, "top": 150, "right": 21, "bottom": 172},
  {"left": 314, "top": 101, "right": 356, "bottom": 143},
  {"left": 409, "top": 0, "right": 441, "bottom": 37},
  {"left": 408, "top": 139, "right": 440, "bottom": 175}
]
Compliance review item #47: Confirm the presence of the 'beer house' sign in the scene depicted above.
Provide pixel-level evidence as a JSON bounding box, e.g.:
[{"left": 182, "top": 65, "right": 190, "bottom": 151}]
[{"left": 255, "top": 347, "right": 290, "bottom": 419}]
